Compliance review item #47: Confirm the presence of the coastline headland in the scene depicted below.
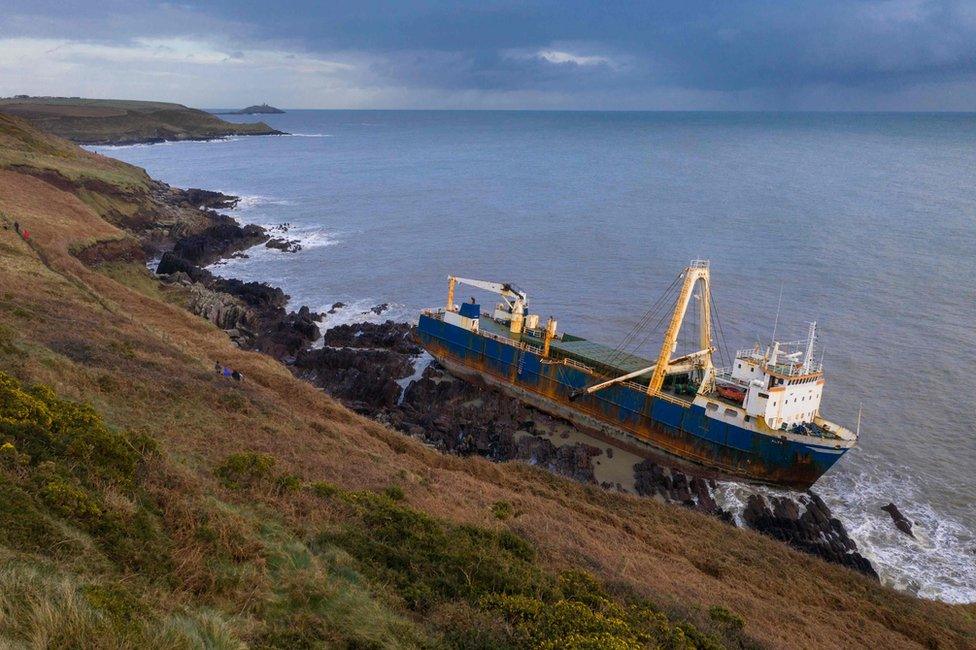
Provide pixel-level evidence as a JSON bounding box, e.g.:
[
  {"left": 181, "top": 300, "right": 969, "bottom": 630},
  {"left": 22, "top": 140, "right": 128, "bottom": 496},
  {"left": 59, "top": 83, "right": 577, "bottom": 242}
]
[
  {"left": 1, "top": 110, "right": 973, "bottom": 648},
  {"left": 214, "top": 103, "right": 286, "bottom": 115},
  {"left": 0, "top": 96, "right": 285, "bottom": 145}
]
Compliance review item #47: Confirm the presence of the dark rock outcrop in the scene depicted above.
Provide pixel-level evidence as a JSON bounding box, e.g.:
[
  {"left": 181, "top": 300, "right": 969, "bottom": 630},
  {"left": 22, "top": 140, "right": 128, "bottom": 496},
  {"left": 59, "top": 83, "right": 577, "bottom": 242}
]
[
  {"left": 743, "top": 492, "right": 878, "bottom": 579},
  {"left": 185, "top": 284, "right": 253, "bottom": 331},
  {"left": 882, "top": 502, "right": 915, "bottom": 538},
  {"left": 265, "top": 237, "right": 302, "bottom": 252},
  {"left": 157, "top": 242, "right": 317, "bottom": 358},
  {"left": 294, "top": 346, "right": 412, "bottom": 411},
  {"left": 157, "top": 251, "right": 209, "bottom": 281},
  {"left": 181, "top": 188, "right": 239, "bottom": 210},
  {"left": 172, "top": 215, "right": 267, "bottom": 266},
  {"left": 634, "top": 459, "right": 734, "bottom": 522},
  {"left": 321, "top": 321, "right": 420, "bottom": 354}
]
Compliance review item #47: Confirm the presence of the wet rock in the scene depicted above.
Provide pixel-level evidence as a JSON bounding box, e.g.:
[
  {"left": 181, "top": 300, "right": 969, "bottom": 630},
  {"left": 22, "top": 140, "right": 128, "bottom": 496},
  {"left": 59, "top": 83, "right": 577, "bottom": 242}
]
[
  {"left": 252, "top": 309, "right": 321, "bottom": 360},
  {"left": 181, "top": 188, "right": 239, "bottom": 210},
  {"left": 210, "top": 277, "right": 287, "bottom": 311},
  {"left": 743, "top": 493, "right": 878, "bottom": 579},
  {"left": 294, "top": 346, "right": 411, "bottom": 409},
  {"left": 881, "top": 502, "right": 915, "bottom": 538},
  {"left": 265, "top": 237, "right": 302, "bottom": 253},
  {"left": 327, "top": 302, "right": 346, "bottom": 314},
  {"left": 366, "top": 303, "right": 389, "bottom": 315},
  {"left": 321, "top": 321, "right": 420, "bottom": 354},
  {"left": 635, "top": 459, "right": 723, "bottom": 512},
  {"left": 172, "top": 214, "right": 268, "bottom": 266}
]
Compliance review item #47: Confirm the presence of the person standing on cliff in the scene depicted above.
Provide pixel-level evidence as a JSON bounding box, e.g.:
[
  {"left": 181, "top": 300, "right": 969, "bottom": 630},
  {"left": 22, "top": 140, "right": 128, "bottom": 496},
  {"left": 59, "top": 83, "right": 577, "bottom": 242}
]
[{"left": 13, "top": 221, "right": 19, "bottom": 234}]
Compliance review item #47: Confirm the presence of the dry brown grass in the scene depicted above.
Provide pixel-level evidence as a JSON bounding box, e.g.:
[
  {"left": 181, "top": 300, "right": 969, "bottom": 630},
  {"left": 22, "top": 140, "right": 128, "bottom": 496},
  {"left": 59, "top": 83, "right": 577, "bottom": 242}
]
[{"left": 1, "top": 119, "right": 974, "bottom": 650}]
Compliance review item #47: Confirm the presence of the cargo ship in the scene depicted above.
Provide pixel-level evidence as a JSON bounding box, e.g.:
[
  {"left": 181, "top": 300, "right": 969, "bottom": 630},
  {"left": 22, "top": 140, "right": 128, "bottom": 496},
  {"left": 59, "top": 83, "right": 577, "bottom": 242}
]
[{"left": 416, "top": 260, "right": 857, "bottom": 490}]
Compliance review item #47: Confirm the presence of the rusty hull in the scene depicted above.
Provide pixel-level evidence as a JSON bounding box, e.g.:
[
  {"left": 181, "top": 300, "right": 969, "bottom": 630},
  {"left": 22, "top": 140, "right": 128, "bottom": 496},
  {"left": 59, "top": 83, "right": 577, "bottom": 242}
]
[{"left": 418, "top": 313, "right": 848, "bottom": 490}]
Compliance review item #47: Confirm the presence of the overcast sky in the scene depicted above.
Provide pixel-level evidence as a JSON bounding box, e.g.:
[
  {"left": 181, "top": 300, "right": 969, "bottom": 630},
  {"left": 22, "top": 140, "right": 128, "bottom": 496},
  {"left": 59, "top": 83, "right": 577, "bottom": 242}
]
[{"left": 1, "top": 0, "right": 975, "bottom": 110}]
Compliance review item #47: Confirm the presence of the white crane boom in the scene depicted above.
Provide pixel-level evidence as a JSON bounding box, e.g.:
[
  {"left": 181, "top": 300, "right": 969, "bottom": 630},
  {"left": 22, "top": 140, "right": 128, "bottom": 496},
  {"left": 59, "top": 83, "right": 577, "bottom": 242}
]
[
  {"left": 451, "top": 276, "right": 526, "bottom": 303},
  {"left": 445, "top": 275, "right": 529, "bottom": 335}
]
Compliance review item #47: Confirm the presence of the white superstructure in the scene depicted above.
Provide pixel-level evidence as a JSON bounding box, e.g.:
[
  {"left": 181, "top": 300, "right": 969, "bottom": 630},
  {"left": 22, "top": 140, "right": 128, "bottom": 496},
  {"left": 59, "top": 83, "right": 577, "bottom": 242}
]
[{"left": 717, "top": 323, "right": 824, "bottom": 430}]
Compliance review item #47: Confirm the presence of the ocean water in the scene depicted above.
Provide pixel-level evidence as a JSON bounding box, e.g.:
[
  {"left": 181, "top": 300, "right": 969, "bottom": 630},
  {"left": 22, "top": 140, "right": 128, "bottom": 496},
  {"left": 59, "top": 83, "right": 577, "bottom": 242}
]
[{"left": 91, "top": 110, "right": 976, "bottom": 603}]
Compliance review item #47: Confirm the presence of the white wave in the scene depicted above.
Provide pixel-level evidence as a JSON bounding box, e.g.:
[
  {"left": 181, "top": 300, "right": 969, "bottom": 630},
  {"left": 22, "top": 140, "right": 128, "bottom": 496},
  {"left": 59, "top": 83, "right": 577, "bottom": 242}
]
[
  {"left": 713, "top": 461, "right": 976, "bottom": 604},
  {"left": 86, "top": 141, "right": 174, "bottom": 151},
  {"left": 296, "top": 229, "right": 338, "bottom": 249},
  {"left": 397, "top": 351, "right": 434, "bottom": 405},
  {"left": 231, "top": 195, "right": 293, "bottom": 211},
  {"left": 283, "top": 133, "right": 333, "bottom": 138},
  {"left": 89, "top": 136, "right": 249, "bottom": 152},
  {"left": 315, "top": 298, "right": 414, "bottom": 330},
  {"left": 817, "top": 458, "right": 976, "bottom": 604},
  {"left": 259, "top": 223, "right": 340, "bottom": 251}
]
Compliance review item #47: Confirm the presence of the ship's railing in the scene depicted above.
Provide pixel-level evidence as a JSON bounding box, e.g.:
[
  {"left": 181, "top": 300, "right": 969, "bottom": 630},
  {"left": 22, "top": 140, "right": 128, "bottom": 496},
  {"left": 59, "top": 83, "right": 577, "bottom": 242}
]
[
  {"left": 425, "top": 309, "right": 689, "bottom": 405},
  {"left": 733, "top": 348, "right": 823, "bottom": 377},
  {"left": 714, "top": 369, "right": 751, "bottom": 387},
  {"left": 477, "top": 328, "right": 544, "bottom": 355},
  {"left": 766, "top": 361, "right": 822, "bottom": 377},
  {"left": 556, "top": 357, "right": 687, "bottom": 405},
  {"left": 559, "top": 356, "right": 595, "bottom": 373}
]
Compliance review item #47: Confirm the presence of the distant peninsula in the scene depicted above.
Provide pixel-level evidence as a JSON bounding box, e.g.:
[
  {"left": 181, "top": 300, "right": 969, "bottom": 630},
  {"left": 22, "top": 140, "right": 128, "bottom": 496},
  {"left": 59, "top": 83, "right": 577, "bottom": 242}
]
[
  {"left": 217, "top": 103, "right": 286, "bottom": 115},
  {"left": 0, "top": 96, "right": 286, "bottom": 145}
]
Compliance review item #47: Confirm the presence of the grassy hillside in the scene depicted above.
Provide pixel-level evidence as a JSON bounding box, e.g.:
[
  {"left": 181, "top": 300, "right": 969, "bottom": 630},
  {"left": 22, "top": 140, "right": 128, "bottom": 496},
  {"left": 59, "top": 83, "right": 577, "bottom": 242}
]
[
  {"left": 0, "top": 97, "right": 283, "bottom": 145},
  {"left": 0, "top": 113, "right": 973, "bottom": 648}
]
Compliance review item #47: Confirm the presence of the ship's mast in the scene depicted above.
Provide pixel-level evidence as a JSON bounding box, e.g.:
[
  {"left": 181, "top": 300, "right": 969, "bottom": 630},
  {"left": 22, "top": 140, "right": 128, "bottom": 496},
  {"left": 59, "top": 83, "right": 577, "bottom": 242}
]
[
  {"left": 647, "top": 260, "right": 713, "bottom": 396},
  {"left": 802, "top": 321, "right": 817, "bottom": 373}
]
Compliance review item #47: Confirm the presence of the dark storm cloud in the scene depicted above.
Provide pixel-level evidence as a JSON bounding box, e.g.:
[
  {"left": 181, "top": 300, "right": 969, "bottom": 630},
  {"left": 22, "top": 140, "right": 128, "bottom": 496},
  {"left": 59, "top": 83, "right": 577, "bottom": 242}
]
[
  {"left": 2, "top": 0, "right": 975, "bottom": 108},
  {"left": 172, "top": 0, "right": 976, "bottom": 92}
]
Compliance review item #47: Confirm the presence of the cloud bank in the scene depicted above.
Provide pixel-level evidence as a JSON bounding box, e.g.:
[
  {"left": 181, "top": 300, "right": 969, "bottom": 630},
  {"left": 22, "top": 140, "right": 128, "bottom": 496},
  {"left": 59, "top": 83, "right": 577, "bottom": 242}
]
[{"left": 1, "top": 0, "right": 974, "bottom": 110}]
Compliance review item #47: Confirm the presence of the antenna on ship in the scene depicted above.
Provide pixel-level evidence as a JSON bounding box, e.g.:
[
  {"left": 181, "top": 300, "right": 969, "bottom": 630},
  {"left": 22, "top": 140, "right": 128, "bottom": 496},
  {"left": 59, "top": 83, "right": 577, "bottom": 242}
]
[{"left": 770, "top": 282, "right": 784, "bottom": 344}]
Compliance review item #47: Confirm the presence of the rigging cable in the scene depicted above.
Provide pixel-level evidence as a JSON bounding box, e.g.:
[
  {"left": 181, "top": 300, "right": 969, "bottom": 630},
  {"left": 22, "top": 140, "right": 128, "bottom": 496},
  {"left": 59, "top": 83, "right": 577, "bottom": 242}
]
[
  {"left": 602, "top": 272, "right": 682, "bottom": 370},
  {"left": 709, "top": 289, "right": 732, "bottom": 370}
]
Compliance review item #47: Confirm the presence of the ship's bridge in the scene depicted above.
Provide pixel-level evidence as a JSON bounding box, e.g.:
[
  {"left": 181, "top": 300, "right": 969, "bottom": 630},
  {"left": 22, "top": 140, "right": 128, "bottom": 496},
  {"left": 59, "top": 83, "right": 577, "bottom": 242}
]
[{"left": 714, "top": 323, "right": 825, "bottom": 430}]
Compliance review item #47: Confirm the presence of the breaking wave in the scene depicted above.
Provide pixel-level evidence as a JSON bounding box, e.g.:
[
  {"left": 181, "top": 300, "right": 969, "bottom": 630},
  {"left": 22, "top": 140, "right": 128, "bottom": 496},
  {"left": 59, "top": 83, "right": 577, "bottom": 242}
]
[
  {"left": 314, "top": 298, "right": 414, "bottom": 333},
  {"left": 230, "top": 195, "right": 294, "bottom": 212},
  {"left": 817, "top": 455, "right": 976, "bottom": 604},
  {"left": 714, "top": 460, "right": 976, "bottom": 604}
]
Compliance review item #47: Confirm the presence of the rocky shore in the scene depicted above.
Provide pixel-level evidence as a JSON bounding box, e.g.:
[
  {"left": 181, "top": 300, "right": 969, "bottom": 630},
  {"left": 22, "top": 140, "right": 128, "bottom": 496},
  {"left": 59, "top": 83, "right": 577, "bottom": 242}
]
[{"left": 147, "top": 189, "right": 882, "bottom": 579}]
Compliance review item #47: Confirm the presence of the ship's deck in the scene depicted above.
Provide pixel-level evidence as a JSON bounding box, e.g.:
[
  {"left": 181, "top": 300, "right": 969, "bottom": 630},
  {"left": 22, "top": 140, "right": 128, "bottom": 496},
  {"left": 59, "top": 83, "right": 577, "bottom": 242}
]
[
  {"left": 427, "top": 310, "right": 853, "bottom": 444},
  {"left": 477, "top": 315, "right": 655, "bottom": 380}
]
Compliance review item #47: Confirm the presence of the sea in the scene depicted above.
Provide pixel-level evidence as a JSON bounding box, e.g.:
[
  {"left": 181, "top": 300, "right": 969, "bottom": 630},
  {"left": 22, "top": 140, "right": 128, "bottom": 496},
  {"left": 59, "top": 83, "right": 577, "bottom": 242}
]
[{"left": 90, "top": 110, "right": 976, "bottom": 604}]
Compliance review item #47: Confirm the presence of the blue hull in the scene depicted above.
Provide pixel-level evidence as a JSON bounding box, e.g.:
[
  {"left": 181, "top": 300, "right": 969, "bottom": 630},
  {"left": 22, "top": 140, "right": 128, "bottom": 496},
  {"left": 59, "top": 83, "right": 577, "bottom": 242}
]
[{"left": 418, "top": 314, "right": 849, "bottom": 489}]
